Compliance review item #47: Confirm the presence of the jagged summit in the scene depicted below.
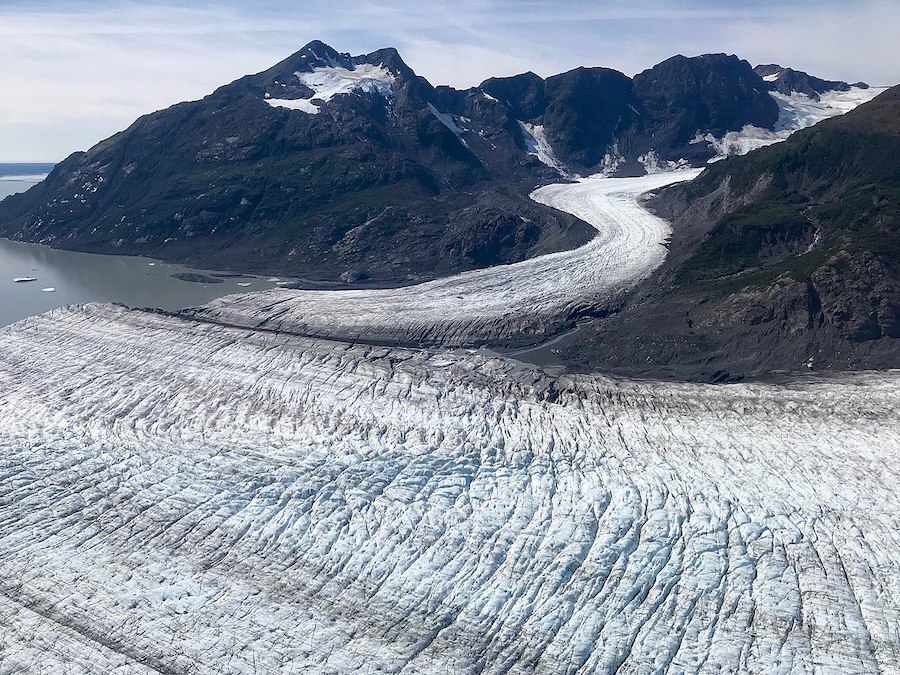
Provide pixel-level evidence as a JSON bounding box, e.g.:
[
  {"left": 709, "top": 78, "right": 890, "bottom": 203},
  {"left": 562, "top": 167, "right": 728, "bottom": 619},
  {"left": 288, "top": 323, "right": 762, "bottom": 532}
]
[
  {"left": 754, "top": 63, "right": 869, "bottom": 100},
  {"left": 236, "top": 40, "right": 423, "bottom": 114},
  {"left": 0, "top": 43, "right": 883, "bottom": 284}
]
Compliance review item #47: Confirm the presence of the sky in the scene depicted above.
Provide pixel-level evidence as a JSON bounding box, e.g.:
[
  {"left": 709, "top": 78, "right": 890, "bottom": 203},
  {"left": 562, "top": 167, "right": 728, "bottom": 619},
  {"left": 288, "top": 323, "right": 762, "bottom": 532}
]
[{"left": 1, "top": 0, "right": 898, "bottom": 162}]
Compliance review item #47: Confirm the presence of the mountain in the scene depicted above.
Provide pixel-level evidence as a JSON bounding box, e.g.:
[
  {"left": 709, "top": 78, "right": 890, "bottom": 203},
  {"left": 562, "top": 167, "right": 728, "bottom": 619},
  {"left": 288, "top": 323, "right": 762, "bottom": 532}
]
[
  {"left": 481, "top": 53, "right": 779, "bottom": 175},
  {"left": 556, "top": 86, "right": 900, "bottom": 380},
  {"left": 0, "top": 41, "right": 592, "bottom": 284},
  {"left": 0, "top": 41, "right": 878, "bottom": 282},
  {"left": 754, "top": 63, "right": 867, "bottom": 100}
]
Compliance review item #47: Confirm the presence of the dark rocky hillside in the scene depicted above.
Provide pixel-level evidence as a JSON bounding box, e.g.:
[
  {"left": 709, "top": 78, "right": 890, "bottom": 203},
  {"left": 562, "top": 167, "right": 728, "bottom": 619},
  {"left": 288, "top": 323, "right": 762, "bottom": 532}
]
[
  {"left": 482, "top": 54, "right": 778, "bottom": 175},
  {"left": 0, "top": 41, "right": 590, "bottom": 284},
  {"left": 754, "top": 64, "right": 867, "bottom": 100},
  {"left": 556, "top": 86, "right": 900, "bottom": 380},
  {"left": 0, "top": 43, "right": 816, "bottom": 280}
]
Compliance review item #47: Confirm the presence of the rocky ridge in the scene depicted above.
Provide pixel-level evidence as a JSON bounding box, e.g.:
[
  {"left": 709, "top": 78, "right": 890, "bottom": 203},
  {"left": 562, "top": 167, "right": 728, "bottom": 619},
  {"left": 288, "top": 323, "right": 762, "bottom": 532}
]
[
  {"left": 0, "top": 41, "right": 869, "bottom": 283},
  {"left": 554, "top": 86, "right": 900, "bottom": 380}
]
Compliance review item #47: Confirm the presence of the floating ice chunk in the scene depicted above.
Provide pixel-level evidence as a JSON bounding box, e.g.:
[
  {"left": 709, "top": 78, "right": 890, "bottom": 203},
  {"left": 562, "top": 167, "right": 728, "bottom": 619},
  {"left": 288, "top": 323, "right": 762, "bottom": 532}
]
[{"left": 237, "top": 282, "right": 252, "bottom": 287}]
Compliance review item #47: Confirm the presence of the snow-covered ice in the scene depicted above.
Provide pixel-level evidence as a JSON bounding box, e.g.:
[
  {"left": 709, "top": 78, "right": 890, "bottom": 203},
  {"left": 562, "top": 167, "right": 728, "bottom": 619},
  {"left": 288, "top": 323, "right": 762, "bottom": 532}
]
[
  {"left": 0, "top": 159, "right": 897, "bottom": 673},
  {"left": 696, "top": 86, "right": 887, "bottom": 161},
  {"left": 519, "top": 122, "right": 574, "bottom": 177},
  {"left": 0, "top": 304, "right": 897, "bottom": 673},
  {"left": 266, "top": 63, "right": 395, "bottom": 114},
  {"left": 771, "top": 86, "right": 886, "bottom": 131},
  {"left": 187, "top": 171, "right": 700, "bottom": 347}
]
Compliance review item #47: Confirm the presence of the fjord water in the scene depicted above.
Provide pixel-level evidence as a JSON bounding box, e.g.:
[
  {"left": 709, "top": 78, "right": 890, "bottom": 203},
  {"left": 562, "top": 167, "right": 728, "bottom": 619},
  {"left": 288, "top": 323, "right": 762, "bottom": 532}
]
[{"left": 0, "top": 170, "right": 281, "bottom": 326}]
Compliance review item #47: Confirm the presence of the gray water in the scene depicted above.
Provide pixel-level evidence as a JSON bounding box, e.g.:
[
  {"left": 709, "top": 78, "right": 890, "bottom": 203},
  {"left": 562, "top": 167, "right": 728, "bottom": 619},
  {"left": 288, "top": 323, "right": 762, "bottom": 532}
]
[{"left": 0, "top": 175, "right": 284, "bottom": 327}]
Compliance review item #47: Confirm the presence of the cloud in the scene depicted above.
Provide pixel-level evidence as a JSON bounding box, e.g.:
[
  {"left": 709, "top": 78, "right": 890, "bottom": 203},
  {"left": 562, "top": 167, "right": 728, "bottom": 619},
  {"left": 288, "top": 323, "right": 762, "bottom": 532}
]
[{"left": 0, "top": 0, "right": 897, "bottom": 161}]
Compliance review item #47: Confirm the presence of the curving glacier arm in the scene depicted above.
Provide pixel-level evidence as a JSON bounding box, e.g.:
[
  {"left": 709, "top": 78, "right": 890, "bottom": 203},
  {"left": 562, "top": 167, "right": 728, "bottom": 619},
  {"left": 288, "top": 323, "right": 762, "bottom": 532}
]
[{"left": 186, "top": 171, "right": 701, "bottom": 348}]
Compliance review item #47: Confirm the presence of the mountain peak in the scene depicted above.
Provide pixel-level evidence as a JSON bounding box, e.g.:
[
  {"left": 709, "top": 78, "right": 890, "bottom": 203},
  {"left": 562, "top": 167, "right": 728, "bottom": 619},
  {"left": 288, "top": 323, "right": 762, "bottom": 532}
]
[
  {"left": 291, "top": 40, "right": 353, "bottom": 71},
  {"left": 753, "top": 63, "right": 867, "bottom": 100}
]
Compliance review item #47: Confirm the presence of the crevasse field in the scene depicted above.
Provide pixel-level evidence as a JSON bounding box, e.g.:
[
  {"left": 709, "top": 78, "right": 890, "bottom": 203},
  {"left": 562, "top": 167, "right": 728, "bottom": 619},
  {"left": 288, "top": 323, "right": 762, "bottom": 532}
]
[{"left": 0, "top": 171, "right": 898, "bottom": 674}]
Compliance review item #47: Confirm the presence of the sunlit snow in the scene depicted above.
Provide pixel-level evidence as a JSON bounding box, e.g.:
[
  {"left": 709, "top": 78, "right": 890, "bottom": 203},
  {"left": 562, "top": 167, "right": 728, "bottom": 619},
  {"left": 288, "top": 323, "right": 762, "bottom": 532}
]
[
  {"left": 519, "top": 122, "right": 574, "bottom": 178},
  {"left": 266, "top": 63, "right": 395, "bottom": 114},
  {"left": 0, "top": 165, "right": 898, "bottom": 672},
  {"left": 427, "top": 103, "right": 468, "bottom": 146},
  {"left": 188, "top": 171, "right": 700, "bottom": 347},
  {"left": 0, "top": 302, "right": 897, "bottom": 673},
  {"left": 696, "top": 86, "right": 887, "bottom": 162}
]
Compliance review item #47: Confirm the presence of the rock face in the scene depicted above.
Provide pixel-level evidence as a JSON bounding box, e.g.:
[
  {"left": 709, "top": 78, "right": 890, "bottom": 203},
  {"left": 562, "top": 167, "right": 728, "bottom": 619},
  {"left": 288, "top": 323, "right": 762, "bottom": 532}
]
[
  {"left": 482, "top": 53, "right": 779, "bottom": 176},
  {"left": 754, "top": 63, "right": 867, "bottom": 100},
  {"left": 0, "top": 43, "right": 852, "bottom": 281},
  {"left": 0, "top": 40, "right": 591, "bottom": 283},
  {"left": 556, "top": 86, "right": 900, "bottom": 380}
]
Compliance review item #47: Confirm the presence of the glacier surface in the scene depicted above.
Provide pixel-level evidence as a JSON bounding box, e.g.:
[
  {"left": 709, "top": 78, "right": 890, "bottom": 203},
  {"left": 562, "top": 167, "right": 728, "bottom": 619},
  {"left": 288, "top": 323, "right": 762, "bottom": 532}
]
[
  {"left": 0, "top": 305, "right": 898, "bottom": 673},
  {"left": 186, "top": 171, "right": 700, "bottom": 347},
  {"left": 1, "top": 162, "right": 898, "bottom": 673}
]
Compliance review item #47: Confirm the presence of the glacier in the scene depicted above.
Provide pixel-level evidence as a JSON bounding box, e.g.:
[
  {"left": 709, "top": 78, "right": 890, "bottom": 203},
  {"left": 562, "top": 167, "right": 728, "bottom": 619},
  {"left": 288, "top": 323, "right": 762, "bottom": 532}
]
[
  {"left": 0, "top": 167, "right": 898, "bottom": 673},
  {"left": 0, "top": 304, "right": 898, "bottom": 673},
  {"left": 186, "top": 171, "right": 701, "bottom": 348},
  {"left": 696, "top": 85, "right": 888, "bottom": 162}
]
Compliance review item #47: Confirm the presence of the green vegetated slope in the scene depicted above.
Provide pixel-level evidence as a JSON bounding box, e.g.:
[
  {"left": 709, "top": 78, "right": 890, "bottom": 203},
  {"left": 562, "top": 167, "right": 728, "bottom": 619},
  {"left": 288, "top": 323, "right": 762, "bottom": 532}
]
[{"left": 561, "top": 86, "right": 900, "bottom": 379}]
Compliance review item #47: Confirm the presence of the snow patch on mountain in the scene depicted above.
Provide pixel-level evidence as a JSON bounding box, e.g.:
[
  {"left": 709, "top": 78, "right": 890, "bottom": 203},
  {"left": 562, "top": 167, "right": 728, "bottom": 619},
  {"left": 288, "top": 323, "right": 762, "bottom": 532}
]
[
  {"left": 598, "top": 144, "right": 625, "bottom": 177},
  {"left": 695, "top": 85, "right": 887, "bottom": 162},
  {"left": 266, "top": 63, "right": 395, "bottom": 114},
  {"left": 427, "top": 103, "right": 468, "bottom": 147},
  {"left": 771, "top": 86, "right": 886, "bottom": 131},
  {"left": 692, "top": 125, "right": 783, "bottom": 162},
  {"left": 519, "top": 122, "right": 574, "bottom": 178},
  {"left": 638, "top": 150, "right": 690, "bottom": 175}
]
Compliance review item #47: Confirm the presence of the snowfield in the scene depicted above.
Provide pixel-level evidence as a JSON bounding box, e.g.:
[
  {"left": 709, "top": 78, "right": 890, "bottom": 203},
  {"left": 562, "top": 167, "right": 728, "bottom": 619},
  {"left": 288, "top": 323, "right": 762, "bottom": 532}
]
[
  {"left": 266, "top": 63, "right": 395, "bottom": 114},
  {"left": 0, "top": 304, "right": 898, "bottom": 673},
  {"left": 697, "top": 86, "right": 887, "bottom": 161},
  {"left": 187, "top": 170, "right": 700, "bottom": 347}
]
